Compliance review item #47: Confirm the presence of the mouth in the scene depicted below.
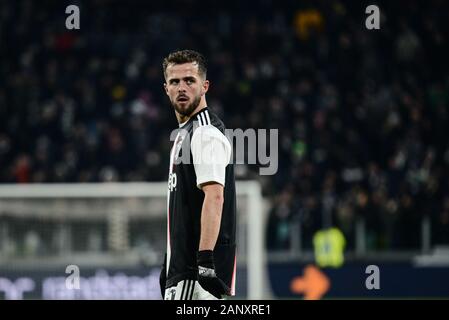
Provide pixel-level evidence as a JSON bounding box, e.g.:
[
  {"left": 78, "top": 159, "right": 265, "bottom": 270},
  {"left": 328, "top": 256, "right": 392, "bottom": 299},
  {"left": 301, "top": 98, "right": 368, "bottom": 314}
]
[{"left": 177, "top": 96, "right": 189, "bottom": 103}]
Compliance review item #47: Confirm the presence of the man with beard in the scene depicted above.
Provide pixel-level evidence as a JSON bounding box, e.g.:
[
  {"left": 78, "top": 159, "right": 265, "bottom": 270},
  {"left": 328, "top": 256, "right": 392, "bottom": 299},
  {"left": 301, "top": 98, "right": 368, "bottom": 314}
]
[{"left": 159, "top": 50, "right": 237, "bottom": 300}]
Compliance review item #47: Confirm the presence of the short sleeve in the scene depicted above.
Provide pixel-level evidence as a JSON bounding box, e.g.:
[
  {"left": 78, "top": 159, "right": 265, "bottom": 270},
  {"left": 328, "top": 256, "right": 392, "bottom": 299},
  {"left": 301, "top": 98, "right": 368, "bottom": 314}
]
[{"left": 190, "top": 125, "right": 232, "bottom": 189}]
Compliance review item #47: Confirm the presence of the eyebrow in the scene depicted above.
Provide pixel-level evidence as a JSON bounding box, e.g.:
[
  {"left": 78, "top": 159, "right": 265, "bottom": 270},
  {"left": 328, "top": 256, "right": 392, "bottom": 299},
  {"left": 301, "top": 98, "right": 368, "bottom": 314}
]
[{"left": 168, "top": 76, "right": 197, "bottom": 83}]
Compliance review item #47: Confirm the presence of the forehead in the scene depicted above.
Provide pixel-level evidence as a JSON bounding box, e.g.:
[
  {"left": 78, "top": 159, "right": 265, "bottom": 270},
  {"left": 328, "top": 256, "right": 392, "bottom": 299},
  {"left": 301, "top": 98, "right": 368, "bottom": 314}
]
[{"left": 165, "top": 62, "right": 200, "bottom": 79}]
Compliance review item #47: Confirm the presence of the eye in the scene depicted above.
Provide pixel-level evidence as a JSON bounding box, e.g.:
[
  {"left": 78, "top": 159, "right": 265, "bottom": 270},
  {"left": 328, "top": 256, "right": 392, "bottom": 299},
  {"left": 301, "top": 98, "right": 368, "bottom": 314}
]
[
  {"left": 170, "top": 79, "right": 179, "bottom": 85},
  {"left": 186, "top": 79, "right": 194, "bottom": 85}
]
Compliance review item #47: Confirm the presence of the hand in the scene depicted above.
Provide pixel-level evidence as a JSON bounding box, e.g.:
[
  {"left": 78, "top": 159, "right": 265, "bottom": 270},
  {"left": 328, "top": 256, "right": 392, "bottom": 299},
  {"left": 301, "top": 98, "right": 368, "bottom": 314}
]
[
  {"left": 197, "top": 265, "right": 230, "bottom": 299},
  {"left": 197, "top": 250, "right": 230, "bottom": 299}
]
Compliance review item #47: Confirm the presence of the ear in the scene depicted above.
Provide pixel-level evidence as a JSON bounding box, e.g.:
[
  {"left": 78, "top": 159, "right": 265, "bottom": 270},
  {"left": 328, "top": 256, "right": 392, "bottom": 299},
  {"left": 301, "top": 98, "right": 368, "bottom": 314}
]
[
  {"left": 202, "top": 80, "right": 209, "bottom": 96},
  {"left": 164, "top": 82, "right": 169, "bottom": 95}
]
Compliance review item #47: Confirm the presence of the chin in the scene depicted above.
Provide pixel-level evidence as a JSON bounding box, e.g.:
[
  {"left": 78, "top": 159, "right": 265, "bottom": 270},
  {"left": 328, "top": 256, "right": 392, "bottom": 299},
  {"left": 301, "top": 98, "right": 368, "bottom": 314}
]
[{"left": 175, "top": 105, "right": 191, "bottom": 117}]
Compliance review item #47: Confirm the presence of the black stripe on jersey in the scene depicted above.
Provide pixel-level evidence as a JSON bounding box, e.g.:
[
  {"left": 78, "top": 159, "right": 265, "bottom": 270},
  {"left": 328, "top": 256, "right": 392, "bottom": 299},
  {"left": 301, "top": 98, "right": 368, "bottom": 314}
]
[
  {"left": 200, "top": 113, "right": 206, "bottom": 126},
  {"left": 185, "top": 280, "right": 190, "bottom": 300},
  {"left": 184, "top": 280, "right": 192, "bottom": 300},
  {"left": 205, "top": 110, "right": 211, "bottom": 125},
  {"left": 180, "top": 281, "right": 186, "bottom": 300},
  {"left": 197, "top": 110, "right": 212, "bottom": 127},
  {"left": 182, "top": 280, "right": 187, "bottom": 300},
  {"left": 188, "top": 280, "right": 195, "bottom": 300}
]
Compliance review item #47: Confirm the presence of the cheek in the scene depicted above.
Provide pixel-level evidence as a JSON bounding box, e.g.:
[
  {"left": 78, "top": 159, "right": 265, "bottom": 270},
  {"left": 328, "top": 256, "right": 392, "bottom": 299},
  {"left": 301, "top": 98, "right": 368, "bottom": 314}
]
[
  {"left": 193, "top": 85, "right": 203, "bottom": 95},
  {"left": 167, "top": 88, "right": 175, "bottom": 97}
]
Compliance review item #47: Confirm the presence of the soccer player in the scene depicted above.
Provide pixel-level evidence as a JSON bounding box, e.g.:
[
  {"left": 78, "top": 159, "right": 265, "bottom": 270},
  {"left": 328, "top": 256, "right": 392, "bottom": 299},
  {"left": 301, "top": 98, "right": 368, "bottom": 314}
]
[{"left": 159, "top": 50, "right": 237, "bottom": 300}]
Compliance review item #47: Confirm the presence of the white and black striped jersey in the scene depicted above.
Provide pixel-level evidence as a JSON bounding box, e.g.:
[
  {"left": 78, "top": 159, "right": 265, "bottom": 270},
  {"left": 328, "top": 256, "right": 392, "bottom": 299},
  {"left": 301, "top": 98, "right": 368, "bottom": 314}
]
[{"left": 165, "top": 107, "right": 237, "bottom": 295}]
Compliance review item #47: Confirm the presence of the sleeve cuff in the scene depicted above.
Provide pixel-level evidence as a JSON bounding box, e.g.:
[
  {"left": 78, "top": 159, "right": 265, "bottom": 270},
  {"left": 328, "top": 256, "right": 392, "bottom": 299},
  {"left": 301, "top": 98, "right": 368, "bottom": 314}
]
[{"left": 196, "top": 176, "right": 226, "bottom": 189}]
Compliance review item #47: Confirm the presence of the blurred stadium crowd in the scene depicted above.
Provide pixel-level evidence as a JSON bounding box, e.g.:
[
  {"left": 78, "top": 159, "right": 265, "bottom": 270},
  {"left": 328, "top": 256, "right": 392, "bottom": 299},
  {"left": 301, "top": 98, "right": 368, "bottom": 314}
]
[{"left": 1, "top": 0, "right": 448, "bottom": 252}]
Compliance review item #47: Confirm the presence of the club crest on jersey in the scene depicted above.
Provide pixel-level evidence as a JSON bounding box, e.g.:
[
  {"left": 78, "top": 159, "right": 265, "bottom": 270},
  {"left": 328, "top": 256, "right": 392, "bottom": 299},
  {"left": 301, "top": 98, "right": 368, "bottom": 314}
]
[
  {"left": 174, "top": 136, "right": 184, "bottom": 161},
  {"left": 168, "top": 172, "right": 177, "bottom": 191}
]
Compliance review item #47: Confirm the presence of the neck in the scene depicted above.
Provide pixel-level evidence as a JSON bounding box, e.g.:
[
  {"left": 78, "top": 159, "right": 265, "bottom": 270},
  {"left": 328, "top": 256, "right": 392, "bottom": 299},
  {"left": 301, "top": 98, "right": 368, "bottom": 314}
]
[{"left": 176, "top": 98, "right": 207, "bottom": 124}]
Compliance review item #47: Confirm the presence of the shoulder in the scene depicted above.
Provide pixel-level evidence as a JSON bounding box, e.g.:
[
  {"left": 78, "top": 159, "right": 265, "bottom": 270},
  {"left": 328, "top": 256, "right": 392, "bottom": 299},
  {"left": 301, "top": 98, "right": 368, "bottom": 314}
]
[
  {"left": 191, "top": 124, "right": 230, "bottom": 149},
  {"left": 192, "top": 108, "right": 226, "bottom": 134},
  {"left": 190, "top": 110, "right": 230, "bottom": 150}
]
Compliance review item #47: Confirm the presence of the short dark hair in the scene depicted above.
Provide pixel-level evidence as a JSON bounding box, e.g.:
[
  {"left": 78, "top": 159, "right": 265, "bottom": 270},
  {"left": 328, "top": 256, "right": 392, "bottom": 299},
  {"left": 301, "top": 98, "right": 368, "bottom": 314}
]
[{"left": 162, "top": 49, "right": 207, "bottom": 80}]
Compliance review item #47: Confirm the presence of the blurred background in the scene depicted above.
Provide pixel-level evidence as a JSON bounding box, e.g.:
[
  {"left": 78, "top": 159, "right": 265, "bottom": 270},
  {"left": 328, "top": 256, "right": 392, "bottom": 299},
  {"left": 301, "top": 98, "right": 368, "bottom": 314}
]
[{"left": 0, "top": 0, "right": 448, "bottom": 299}]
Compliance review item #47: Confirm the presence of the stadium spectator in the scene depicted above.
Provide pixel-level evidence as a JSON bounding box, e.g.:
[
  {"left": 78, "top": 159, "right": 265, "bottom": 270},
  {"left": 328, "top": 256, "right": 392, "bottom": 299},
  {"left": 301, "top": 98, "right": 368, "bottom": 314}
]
[{"left": 1, "top": 0, "right": 448, "bottom": 251}]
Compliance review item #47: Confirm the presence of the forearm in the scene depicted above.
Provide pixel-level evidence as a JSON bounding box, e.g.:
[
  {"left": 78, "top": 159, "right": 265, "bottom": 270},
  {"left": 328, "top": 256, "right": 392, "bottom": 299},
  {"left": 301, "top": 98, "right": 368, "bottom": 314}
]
[{"left": 199, "top": 191, "right": 224, "bottom": 251}]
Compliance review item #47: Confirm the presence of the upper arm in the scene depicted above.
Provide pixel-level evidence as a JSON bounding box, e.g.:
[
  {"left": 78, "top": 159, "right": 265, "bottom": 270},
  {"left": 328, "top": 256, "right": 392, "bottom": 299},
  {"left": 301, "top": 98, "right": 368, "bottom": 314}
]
[
  {"left": 201, "top": 182, "right": 224, "bottom": 204},
  {"left": 201, "top": 181, "right": 224, "bottom": 195}
]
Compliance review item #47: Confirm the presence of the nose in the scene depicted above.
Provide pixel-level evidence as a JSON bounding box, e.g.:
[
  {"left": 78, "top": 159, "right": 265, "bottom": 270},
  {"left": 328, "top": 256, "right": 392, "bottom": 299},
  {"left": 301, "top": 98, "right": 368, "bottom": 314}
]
[{"left": 178, "top": 81, "right": 188, "bottom": 93}]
